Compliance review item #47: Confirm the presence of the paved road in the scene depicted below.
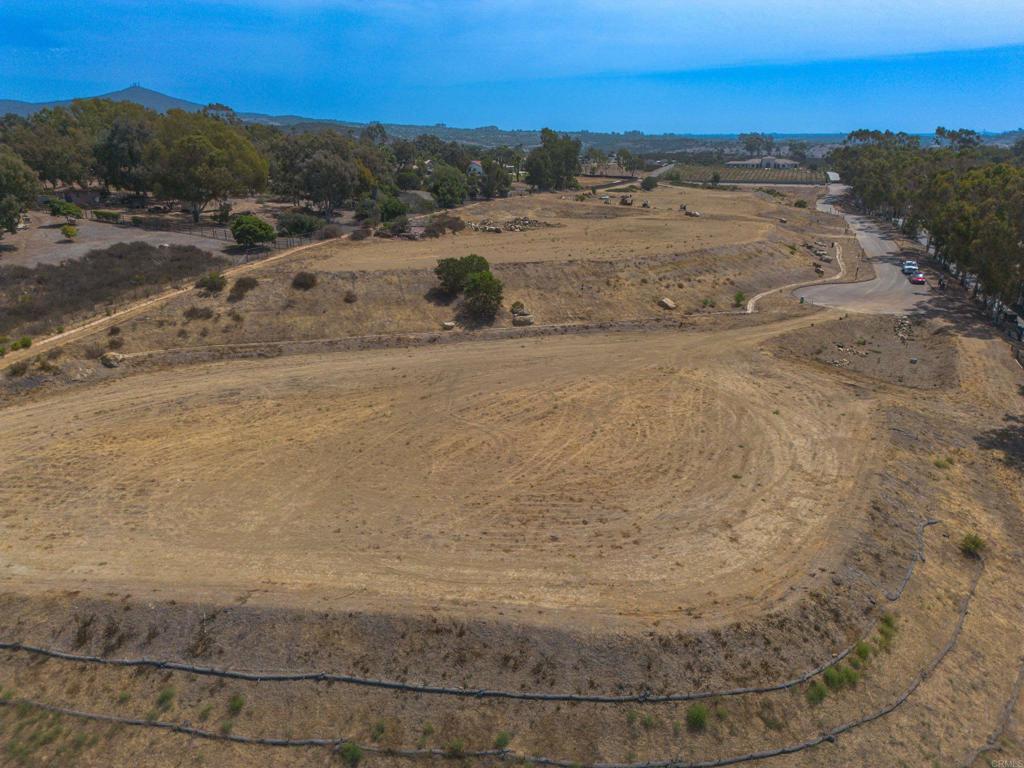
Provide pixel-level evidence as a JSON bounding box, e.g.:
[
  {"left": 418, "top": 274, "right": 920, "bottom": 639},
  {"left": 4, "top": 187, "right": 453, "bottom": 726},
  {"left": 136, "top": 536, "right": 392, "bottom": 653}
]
[{"left": 795, "top": 185, "right": 930, "bottom": 314}]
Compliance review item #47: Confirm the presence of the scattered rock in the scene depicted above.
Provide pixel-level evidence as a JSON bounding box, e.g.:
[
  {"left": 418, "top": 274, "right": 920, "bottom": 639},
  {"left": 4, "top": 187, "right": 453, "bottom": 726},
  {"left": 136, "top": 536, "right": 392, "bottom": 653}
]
[
  {"left": 659, "top": 297, "right": 677, "bottom": 310},
  {"left": 442, "top": 321, "right": 456, "bottom": 330},
  {"left": 100, "top": 352, "right": 124, "bottom": 368},
  {"left": 512, "top": 314, "right": 535, "bottom": 326}
]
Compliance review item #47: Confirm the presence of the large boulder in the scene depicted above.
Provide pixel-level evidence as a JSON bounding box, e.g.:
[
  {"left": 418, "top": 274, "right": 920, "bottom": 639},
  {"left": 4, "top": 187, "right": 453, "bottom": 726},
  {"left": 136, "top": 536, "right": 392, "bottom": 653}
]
[
  {"left": 100, "top": 352, "right": 125, "bottom": 368},
  {"left": 512, "top": 314, "right": 535, "bottom": 326},
  {"left": 658, "top": 297, "right": 677, "bottom": 310}
]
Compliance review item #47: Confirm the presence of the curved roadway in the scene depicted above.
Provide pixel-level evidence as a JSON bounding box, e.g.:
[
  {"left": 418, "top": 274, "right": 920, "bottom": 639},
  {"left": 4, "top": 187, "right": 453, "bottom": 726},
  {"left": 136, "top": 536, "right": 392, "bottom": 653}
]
[{"left": 796, "top": 184, "right": 931, "bottom": 314}]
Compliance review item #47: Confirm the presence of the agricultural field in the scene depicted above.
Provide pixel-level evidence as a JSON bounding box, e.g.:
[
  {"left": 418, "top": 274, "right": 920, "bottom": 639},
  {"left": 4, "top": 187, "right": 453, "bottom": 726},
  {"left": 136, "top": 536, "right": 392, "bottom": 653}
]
[
  {"left": 667, "top": 164, "right": 827, "bottom": 185},
  {"left": 0, "top": 184, "right": 1021, "bottom": 768}
]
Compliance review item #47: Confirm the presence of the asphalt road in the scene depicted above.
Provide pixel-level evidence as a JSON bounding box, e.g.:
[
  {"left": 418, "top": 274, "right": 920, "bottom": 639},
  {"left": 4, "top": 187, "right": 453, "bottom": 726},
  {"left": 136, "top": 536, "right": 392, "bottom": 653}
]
[{"left": 795, "top": 185, "right": 930, "bottom": 314}]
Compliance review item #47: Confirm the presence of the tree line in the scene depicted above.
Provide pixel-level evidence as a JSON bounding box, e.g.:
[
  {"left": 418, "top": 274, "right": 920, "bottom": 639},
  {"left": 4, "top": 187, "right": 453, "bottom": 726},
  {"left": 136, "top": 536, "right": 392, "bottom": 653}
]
[
  {"left": 828, "top": 128, "right": 1024, "bottom": 310},
  {"left": 0, "top": 99, "right": 567, "bottom": 235}
]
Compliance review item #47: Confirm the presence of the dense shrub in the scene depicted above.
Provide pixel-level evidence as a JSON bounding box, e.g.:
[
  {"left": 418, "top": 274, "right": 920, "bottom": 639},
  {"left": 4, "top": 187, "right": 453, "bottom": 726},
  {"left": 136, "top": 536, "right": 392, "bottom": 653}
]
[
  {"left": 379, "top": 195, "right": 408, "bottom": 222},
  {"left": 387, "top": 214, "right": 409, "bottom": 235},
  {"left": 641, "top": 175, "right": 658, "bottom": 191},
  {"left": 230, "top": 214, "right": 276, "bottom": 248},
  {"left": 434, "top": 254, "right": 490, "bottom": 294},
  {"left": 349, "top": 228, "right": 369, "bottom": 241},
  {"left": 354, "top": 197, "right": 380, "bottom": 224},
  {"left": 48, "top": 199, "right": 83, "bottom": 220},
  {"left": 292, "top": 271, "right": 318, "bottom": 290},
  {"left": 315, "top": 224, "right": 345, "bottom": 240},
  {"left": 424, "top": 213, "right": 466, "bottom": 238},
  {"left": 395, "top": 169, "right": 421, "bottom": 190},
  {"left": 227, "top": 276, "right": 258, "bottom": 303},
  {"left": 92, "top": 209, "right": 120, "bottom": 223},
  {"left": 60, "top": 224, "right": 78, "bottom": 240},
  {"left": 0, "top": 242, "right": 228, "bottom": 337},
  {"left": 463, "top": 269, "right": 504, "bottom": 321},
  {"left": 276, "top": 212, "right": 322, "bottom": 236},
  {"left": 794, "top": 199, "right": 808, "bottom": 208},
  {"left": 183, "top": 306, "right": 215, "bottom": 321},
  {"left": 195, "top": 271, "right": 227, "bottom": 293},
  {"left": 733, "top": 291, "right": 747, "bottom": 307}
]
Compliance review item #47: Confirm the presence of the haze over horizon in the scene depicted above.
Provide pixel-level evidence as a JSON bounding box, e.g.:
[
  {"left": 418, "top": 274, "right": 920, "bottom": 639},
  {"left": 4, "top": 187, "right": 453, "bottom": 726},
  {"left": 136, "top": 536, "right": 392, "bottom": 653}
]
[{"left": 2, "top": 0, "right": 1024, "bottom": 134}]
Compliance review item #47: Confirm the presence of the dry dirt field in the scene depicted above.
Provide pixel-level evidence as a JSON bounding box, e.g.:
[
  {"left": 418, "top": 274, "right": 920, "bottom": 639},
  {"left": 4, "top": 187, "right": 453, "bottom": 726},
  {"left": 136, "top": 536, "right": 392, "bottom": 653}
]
[{"left": 0, "top": 185, "right": 1022, "bottom": 768}]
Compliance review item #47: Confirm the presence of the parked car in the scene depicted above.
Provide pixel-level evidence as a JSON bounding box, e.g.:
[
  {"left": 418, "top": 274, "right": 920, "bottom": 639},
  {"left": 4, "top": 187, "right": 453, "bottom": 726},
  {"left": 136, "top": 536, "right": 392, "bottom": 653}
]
[
  {"left": 910, "top": 272, "right": 927, "bottom": 285},
  {"left": 901, "top": 260, "right": 919, "bottom": 274}
]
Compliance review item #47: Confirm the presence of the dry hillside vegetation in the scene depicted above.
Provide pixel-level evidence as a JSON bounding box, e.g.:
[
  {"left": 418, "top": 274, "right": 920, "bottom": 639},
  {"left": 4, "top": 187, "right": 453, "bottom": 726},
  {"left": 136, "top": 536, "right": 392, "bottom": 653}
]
[{"left": 0, "top": 188, "right": 1021, "bottom": 768}]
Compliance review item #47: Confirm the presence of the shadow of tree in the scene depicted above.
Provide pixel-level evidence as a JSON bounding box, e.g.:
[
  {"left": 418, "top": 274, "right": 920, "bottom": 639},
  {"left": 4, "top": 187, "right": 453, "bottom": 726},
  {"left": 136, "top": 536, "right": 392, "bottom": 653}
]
[{"left": 976, "top": 414, "right": 1024, "bottom": 472}]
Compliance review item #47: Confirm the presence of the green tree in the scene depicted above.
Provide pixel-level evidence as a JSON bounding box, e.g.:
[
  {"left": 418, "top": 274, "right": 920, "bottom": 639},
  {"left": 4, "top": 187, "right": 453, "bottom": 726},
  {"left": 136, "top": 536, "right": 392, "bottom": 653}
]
[
  {"left": 480, "top": 160, "right": 511, "bottom": 199},
  {"left": 94, "top": 112, "right": 156, "bottom": 193},
  {"left": 301, "top": 149, "right": 358, "bottom": 215},
  {"left": 434, "top": 254, "right": 490, "bottom": 294},
  {"left": 431, "top": 163, "right": 469, "bottom": 208},
  {"left": 585, "top": 146, "right": 606, "bottom": 175},
  {"left": 525, "top": 129, "right": 582, "bottom": 190},
  {"left": 148, "top": 110, "right": 268, "bottom": 222},
  {"left": 0, "top": 148, "right": 40, "bottom": 236},
  {"left": 230, "top": 214, "right": 276, "bottom": 248},
  {"left": 615, "top": 148, "right": 635, "bottom": 177},
  {"left": 641, "top": 175, "right": 658, "bottom": 191},
  {"left": 463, "top": 270, "right": 504, "bottom": 321}
]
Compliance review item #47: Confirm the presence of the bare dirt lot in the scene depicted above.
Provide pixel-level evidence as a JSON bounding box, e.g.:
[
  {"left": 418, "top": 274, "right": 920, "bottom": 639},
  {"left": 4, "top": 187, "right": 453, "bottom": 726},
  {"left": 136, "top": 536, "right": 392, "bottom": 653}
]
[{"left": 1, "top": 186, "right": 1022, "bottom": 768}]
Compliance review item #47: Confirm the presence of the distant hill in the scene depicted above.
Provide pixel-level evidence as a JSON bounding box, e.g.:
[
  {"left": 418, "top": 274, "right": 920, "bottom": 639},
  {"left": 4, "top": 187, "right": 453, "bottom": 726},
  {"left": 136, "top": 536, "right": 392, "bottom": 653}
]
[
  {"left": 0, "top": 86, "right": 204, "bottom": 117},
  {"left": 2, "top": 85, "right": 1018, "bottom": 153}
]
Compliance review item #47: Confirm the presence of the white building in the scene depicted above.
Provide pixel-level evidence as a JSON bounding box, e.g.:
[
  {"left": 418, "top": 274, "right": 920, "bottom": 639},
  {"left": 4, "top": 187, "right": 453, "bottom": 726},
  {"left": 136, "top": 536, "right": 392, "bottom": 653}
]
[{"left": 725, "top": 156, "right": 800, "bottom": 169}]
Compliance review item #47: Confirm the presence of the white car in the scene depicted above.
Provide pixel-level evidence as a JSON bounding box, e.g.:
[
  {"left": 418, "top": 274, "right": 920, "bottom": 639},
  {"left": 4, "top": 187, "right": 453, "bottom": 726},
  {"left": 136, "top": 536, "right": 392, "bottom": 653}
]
[{"left": 901, "top": 260, "right": 919, "bottom": 275}]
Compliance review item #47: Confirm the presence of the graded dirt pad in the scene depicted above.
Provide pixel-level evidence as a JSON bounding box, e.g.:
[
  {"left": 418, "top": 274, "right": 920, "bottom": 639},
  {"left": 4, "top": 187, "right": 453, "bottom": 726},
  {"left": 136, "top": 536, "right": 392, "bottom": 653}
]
[{"left": 0, "top": 320, "right": 876, "bottom": 628}]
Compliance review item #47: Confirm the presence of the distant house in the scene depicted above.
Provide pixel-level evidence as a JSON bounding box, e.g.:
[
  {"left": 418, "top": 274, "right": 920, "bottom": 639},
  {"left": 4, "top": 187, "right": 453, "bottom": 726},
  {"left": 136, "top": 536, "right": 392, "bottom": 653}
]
[
  {"left": 826, "top": 171, "right": 841, "bottom": 183},
  {"left": 725, "top": 156, "right": 800, "bottom": 169},
  {"left": 467, "top": 160, "right": 485, "bottom": 176}
]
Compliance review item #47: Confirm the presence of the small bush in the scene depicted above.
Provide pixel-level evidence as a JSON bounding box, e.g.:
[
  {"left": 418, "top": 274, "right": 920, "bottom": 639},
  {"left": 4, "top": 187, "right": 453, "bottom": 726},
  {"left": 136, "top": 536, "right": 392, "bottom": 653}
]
[
  {"left": 292, "top": 271, "right": 318, "bottom": 290},
  {"left": 370, "top": 721, "right": 385, "bottom": 741},
  {"left": 839, "top": 665, "right": 860, "bottom": 687},
  {"left": 343, "top": 289, "right": 358, "bottom": 303},
  {"left": 806, "top": 680, "right": 827, "bottom": 705},
  {"left": 108, "top": 326, "right": 121, "bottom": 336},
  {"left": 933, "top": 456, "right": 954, "bottom": 469},
  {"left": 197, "top": 705, "right": 212, "bottom": 722},
  {"left": 823, "top": 666, "right": 843, "bottom": 691},
  {"left": 107, "top": 336, "right": 124, "bottom": 350},
  {"left": 91, "top": 209, "right": 119, "bottom": 222},
  {"left": 640, "top": 713, "right": 656, "bottom": 730},
  {"left": 349, "top": 228, "right": 369, "bottom": 241},
  {"left": 493, "top": 731, "right": 512, "bottom": 749},
  {"left": 195, "top": 272, "right": 227, "bottom": 293},
  {"left": 227, "top": 276, "right": 258, "bottom": 303},
  {"left": 6, "top": 359, "right": 29, "bottom": 377},
  {"left": 183, "top": 306, "right": 215, "bottom": 321},
  {"left": 733, "top": 291, "right": 747, "bottom": 307},
  {"left": 227, "top": 694, "right": 244, "bottom": 716},
  {"left": 444, "top": 739, "right": 465, "bottom": 758},
  {"left": 61, "top": 224, "right": 78, "bottom": 240},
  {"left": 960, "top": 532, "right": 984, "bottom": 558},
  {"left": 387, "top": 214, "right": 409, "bottom": 235},
  {"left": 855, "top": 641, "right": 872, "bottom": 661},
  {"left": 219, "top": 719, "right": 234, "bottom": 735},
  {"left": 156, "top": 687, "right": 175, "bottom": 712},
  {"left": 640, "top": 175, "right": 658, "bottom": 191},
  {"left": 686, "top": 703, "right": 708, "bottom": 732},
  {"left": 339, "top": 742, "right": 363, "bottom": 767}
]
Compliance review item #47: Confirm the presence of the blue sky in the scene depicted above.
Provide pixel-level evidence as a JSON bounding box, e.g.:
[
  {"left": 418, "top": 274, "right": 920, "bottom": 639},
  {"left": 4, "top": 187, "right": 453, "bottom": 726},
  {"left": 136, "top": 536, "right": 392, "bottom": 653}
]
[{"left": 2, "top": 0, "right": 1023, "bottom": 133}]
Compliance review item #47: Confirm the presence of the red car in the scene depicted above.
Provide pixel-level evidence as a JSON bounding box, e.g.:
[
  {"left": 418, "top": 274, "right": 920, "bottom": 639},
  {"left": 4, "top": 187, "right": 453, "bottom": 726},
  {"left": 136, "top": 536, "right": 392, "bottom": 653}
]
[{"left": 910, "top": 271, "right": 927, "bottom": 285}]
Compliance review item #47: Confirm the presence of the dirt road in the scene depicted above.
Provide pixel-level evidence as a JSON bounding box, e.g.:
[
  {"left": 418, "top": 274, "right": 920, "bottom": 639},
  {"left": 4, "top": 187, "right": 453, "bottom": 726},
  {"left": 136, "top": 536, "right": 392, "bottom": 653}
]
[{"left": 796, "top": 184, "right": 929, "bottom": 314}]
